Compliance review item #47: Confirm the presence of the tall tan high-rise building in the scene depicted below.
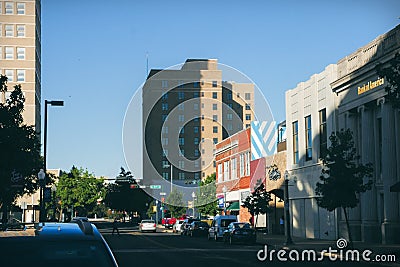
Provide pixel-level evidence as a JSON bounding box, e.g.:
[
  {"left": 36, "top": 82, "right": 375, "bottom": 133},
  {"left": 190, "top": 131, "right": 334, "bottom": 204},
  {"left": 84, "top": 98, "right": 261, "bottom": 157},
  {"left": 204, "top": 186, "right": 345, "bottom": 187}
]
[
  {"left": 142, "top": 59, "right": 254, "bottom": 190},
  {"left": 0, "top": 0, "right": 41, "bottom": 130}
]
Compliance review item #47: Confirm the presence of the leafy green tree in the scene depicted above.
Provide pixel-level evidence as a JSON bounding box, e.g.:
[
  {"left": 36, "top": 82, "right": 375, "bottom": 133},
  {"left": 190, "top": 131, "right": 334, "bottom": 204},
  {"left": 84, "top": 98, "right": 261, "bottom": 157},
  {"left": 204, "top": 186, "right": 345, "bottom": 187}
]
[
  {"left": 166, "top": 188, "right": 186, "bottom": 218},
  {"left": 104, "top": 167, "right": 151, "bottom": 216},
  {"left": 57, "top": 166, "right": 106, "bottom": 217},
  {"left": 242, "top": 179, "right": 272, "bottom": 227},
  {"left": 376, "top": 52, "right": 400, "bottom": 109},
  {"left": 196, "top": 173, "right": 218, "bottom": 217},
  {"left": 0, "top": 75, "right": 42, "bottom": 224},
  {"left": 315, "top": 129, "right": 373, "bottom": 247},
  {"left": 146, "top": 199, "right": 156, "bottom": 219}
]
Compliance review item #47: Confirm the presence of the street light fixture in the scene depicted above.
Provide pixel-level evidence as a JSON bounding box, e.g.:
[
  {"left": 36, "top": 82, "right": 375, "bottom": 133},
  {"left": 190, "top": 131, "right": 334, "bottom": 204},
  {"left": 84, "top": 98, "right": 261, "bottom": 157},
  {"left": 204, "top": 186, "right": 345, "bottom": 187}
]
[
  {"left": 42, "top": 100, "right": 64, "bottom": 222},
  {"left": 191, "top": 192, "right": 196, "bottom": 218},
  {"left": 38, "top": 169, "right": 45, "bottom": 222},
  {"left": 284, "top": 170, "right": 294, "bottom": 245},
  {"left": 222, "top": 185, "right": 227, "bottom": 215}
]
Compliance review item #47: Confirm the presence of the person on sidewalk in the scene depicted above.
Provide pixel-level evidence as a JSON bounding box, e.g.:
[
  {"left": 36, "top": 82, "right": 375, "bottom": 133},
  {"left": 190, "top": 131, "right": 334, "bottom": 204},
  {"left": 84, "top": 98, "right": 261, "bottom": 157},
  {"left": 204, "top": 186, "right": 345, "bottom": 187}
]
[
  {"left": 112, "top": 218, "right": 120, "bottom": 236},
  {"left": 279, "top": 216, "right": 284, "bottom": 235}
]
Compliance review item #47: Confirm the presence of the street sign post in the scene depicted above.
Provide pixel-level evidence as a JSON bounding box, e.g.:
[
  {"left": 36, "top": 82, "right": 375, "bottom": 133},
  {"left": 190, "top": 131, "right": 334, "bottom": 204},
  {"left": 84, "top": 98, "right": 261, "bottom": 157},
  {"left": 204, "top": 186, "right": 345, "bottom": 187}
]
[{"left": 150, "top": 185, "right": 161, "bottom": 189}]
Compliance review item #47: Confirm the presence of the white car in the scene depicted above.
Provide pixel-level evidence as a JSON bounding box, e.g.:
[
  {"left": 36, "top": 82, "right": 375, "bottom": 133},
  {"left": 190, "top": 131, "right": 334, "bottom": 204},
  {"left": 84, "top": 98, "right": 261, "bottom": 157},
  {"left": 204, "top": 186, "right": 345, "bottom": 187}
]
[
  {"left": 139, "top": 220, "right": 157, "bottom": 233},
  {"left": 172, "top": 220, "right": 184, "bottom": 233}
]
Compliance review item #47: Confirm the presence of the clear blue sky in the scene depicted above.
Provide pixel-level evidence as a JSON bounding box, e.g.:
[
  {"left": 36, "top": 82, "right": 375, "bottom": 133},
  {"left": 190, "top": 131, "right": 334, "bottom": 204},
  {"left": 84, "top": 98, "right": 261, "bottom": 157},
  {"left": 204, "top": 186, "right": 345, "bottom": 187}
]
[{"left": 41, "top": 0, "right": 399, "bottom": 178}]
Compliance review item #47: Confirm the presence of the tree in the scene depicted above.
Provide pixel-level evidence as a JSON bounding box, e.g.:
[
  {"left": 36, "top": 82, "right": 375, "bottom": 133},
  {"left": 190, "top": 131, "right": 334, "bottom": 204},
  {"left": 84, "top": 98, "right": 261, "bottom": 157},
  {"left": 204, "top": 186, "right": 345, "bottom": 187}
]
[
  {"left": 315, "top": 129, "right": 373, "bottom": 247},
  {"left": 196, "top": 173, "right": 218, "bottom": 217},
  {"left": 376, "top": 52, "right": 400, "bottom": 109},
  {"left": 104, "top": 167, "right": 151, "bottom": 216},
  {"left": 0, "top": 75, "right": 42, "bottom": 224},
  {"left": 56, "top": 166, "right": 106, "bottom": 218},
  {"left": 242, "top": 179, "right": 272, "bottom": 228},
  {"left": 166, "top": 188, "right": 186, "bottom": 218}
]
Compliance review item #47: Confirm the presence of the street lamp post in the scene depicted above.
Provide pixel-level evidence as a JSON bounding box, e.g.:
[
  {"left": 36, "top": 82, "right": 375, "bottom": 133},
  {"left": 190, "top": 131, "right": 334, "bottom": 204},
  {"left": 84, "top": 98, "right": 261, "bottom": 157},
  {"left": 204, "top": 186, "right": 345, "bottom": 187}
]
[
  {"left": 42, "top": 100, "right": 63, "bottom": 222},
  {"left": 163, "top": 163, "right": 173, "bottom": 193},
  {"left": 284, "top": 171, "right": 294, "bottom": 245},
  {"left": 222, "top": 185, "right": 227, "bottom": 215},
  {"left": 38, "top": 169, "right": 45, "bottom": 222},
  {"left": 191, "top": 192, "right": 196, "bottom": 218}
]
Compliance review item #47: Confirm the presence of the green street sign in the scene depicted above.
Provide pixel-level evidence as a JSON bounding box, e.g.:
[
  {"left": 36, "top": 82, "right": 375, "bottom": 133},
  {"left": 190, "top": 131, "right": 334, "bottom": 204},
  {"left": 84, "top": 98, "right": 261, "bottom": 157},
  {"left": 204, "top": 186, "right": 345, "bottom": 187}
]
[{"left": 150, "top": 185, "right": 161, "bottom": 189}]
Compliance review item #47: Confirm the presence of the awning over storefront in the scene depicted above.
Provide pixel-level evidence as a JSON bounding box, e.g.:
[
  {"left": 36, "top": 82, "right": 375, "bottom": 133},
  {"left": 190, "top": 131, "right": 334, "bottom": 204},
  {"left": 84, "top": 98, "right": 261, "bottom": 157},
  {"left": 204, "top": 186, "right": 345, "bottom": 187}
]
[
  {"left": 226, "top": 201, "right": 240, "bottom": 211},
  {"left": 390, "top": 182, "right": 400, "bottom": 192}
]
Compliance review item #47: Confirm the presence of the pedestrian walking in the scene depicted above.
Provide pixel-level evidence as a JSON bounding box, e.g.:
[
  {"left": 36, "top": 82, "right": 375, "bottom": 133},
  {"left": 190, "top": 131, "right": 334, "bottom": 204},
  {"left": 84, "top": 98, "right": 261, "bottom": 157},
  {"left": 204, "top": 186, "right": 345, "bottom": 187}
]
[
  {"left": 112, "top": 218, "right": 120, "bottom": 236},
  {"left": 279, "top": 216, "right": 284, "bottom": 234}
]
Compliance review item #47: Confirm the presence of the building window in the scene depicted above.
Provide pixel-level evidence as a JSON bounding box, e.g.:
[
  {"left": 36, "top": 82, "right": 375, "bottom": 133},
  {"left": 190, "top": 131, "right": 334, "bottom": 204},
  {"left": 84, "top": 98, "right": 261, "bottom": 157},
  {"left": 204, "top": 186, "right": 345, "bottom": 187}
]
[
  {"left": 213, "top": 138, "right": 218, "bottom": 144},
  {"left": 319, "top": 109, "right": 327, "bottom": 159},
  {"left": 5, "top": 47, "right": 13, "bottom": 59},
  {"left": 193, "top": 117, "right": 199, "bottom": 122},
  {"left": 245, "top": 152, "right": 250, "bottom": 176},
  {"left": 213, "top": 115, "right": 218, "bottom": 122},
  {"left": 213, "top": 126, "right": 218, "bottom": 133},
  {"left": 246, "top": 124, "right": 251, "bottom": 128},
  {"left": 178, "top": 91, "right": 184, "bottom": 100},
  {"left": 178, "top": 103, "right": 184, "bottom": 110},
  {"left": 194, "top": 149, "right": 199, "bottom": 157},
  {"left": 162, "top": 160, "right": 169, "bottom": 168},
  {"left": 201, "top": 114, "right": 204, "bottom": 120},
  {"left": 161, "top": 92, "right": 168, "bottom": 100},
  {"left": 193, "top": 92, "right": 199, "bottom": 98},
  {"left": 162, "top": 114, "right": 168, "bottom": 122},
  {"left": 178, "top": 160, "right": 184, "bottom": 169},
  {"left": 305, "top": 115, "right": 312, "bottom": 161},
  {"left": 179, "top": 126, "right": 184, "bottom": 134},
  {"left": 292, "top": 121, "right": 299, "bottom": 164},
  {"left": 193, "top": 103, "right": 199, "bottom": 110},
  {"left": 194, "top": 173, "right": 200, "bottom": 180},
  {"left": 177, "top": 80, "right": 184, "bottom": 88},
  {"left": 212, "top": 104, "right": 217, "bottom": 110},
  {"left": 194, "top": 126, "right": 199, "bottom": 133},
  {"left": 201, "top": 103, "right": 204, "bottom": 109},
  {"left": 245, "top": 93, "right": 251, "bottom": 100},
  {"left": 5, "top": 2, "right": 13, "bottom": 14},
  {"left": 162, "top": 103, "right": 168, "bottom": 111},
  {"left": 179, "top": 173, "right": 185, "bottom": 180},
  {"left": 245, "top": 114, "right": 251, "bottom": 120},
  {"left": 227, "top": 92, "right": 232, "bottom": 100},
  {"left": 231, "top": 158, "right": 237, "bottom": 180},
  {"left": 178, "top": 114, "right": 184, "bottom": 122},
  {"left": 17, "top": 25, "right": 25, "bottom": 37},
  {"left": 201, "top": 126, "right": 204, "bottom": 132},
  {"left": 227, "top": 113, "right": 232, "bottom": 121},
  {"left": 227, "top": 123, "right": 233, "bottom": 131},
  {"left": 17, "top": 3, "right": 25, "bottom": 15},
  {"left": 201, "top": 92, "right": 204, "bottom": 97},
  {"left": 194, "top": 138, "right": 199, "bottom": 145},
  {"left": 194, "top": 160, "right": 200, "bottom": 168},
  {"left": 17, "top": 69, "right": 25, "bottom": 82},
  {"left": 179, "top": 149, "right": 184, "bottom": 157},
  {"left": 245, "top": 104, "right": 251, "bottom": 110},
  {"left": 218, "top": 163, "right": 222, "bottom": 183},
  {"left": 5, "top": 25, "right": 13, "bottom": 37},
  {"left": 224, "top": 161, "right": 230, "bottom": 181},
  {"left": 212, "top": 81, "right": 218, "bottom": 87},
  {"left": 162, "top": 138, "right": 168, "bottom": 145},
  {"left": 162, "top": 172, "right": 169, "bottom": 179},
  {"left": 193, "top": 81, "right": 200, "bottom": 88},
  {"left": 179, "top": 137, "right": 184, "bottom": 145},
  {"left": 17, "top": 47, "right": 25, "bottom": 59},
  {"left": 161, "top": 80, "right": 168, "bottom": 88},
  {"left": 162, "top": 149, "right": 168, "bottom": 157},
  {"left": 239, "top": 153, "right": 244, "bottom": 177},
  {"left": 5, "top": 69, "right": 13, "bottom": 82},
  {"left": 162, "top": 126, "right": 169, "bottom": 134},
  {"left": 212, "top": 92, "right": 217, "bottom": 99}
]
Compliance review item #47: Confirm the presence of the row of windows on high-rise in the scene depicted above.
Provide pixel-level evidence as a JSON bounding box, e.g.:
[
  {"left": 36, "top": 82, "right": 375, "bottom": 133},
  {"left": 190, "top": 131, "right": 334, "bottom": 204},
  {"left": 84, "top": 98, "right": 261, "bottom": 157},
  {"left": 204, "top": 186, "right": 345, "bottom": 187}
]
[
  {"left": 0, "top": 46, "right": 26, "bottom": 59},
  {"left": 217, "top": 151, "right": 251, "bottom": 182},
  {"left": 0, "top": 69, "right": 26, "bottom": 82},
  {"left": 0, "top": 2, "right": 25, "bottom": 15},
  {"left": 0, "top": 24, "right": 26, "bottom": 37},
  {"left": 292, "top": 108, "right": 327, "bottom": 164},
  {"left": 160, "top": 91, "right": 252, "bottom": 101},
  {"left": 161, "top": 80, "right": 219, "bottom": 89}
]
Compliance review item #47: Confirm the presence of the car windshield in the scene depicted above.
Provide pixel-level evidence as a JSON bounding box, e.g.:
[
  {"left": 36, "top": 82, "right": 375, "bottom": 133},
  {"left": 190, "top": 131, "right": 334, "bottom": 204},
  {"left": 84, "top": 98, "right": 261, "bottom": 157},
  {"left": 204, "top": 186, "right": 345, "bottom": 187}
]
[
  {"left": 233, "top": 223, "right": 251, "bottom": 229},
  {"left": 142, "top": 220, "right": 154, "bottom": 223}
]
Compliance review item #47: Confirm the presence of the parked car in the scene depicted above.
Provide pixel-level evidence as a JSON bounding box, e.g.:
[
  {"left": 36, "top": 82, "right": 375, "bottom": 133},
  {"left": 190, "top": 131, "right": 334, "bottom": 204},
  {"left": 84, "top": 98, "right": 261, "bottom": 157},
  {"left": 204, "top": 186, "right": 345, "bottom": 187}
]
[
  {"left": 180, "top": 218, "right": 200, "bottom": 235},
  {"left": 188, "top": 221, "right": 210, "bottom": 237},
  {"left": 0, "top": 221, "right": 118, "bottom": 267},
  {"left": 223, "top": 222, "right": 256, "bottom": 244},
  {"left": 208, "top": 215, "right": 237, "bottom": 241},
  {"left": 139, "top": 219, "right": 157, "bottom": 233},
  {"left": 172, "top": 219, "right": 184, "bottom": 233}
]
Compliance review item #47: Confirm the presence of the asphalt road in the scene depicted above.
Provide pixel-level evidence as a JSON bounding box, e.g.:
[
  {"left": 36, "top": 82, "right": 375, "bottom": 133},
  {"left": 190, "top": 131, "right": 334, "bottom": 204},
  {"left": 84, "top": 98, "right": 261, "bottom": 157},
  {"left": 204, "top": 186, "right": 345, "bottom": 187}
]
[{"left": 95, "top": 222, "right": 396, "bottom": 267}]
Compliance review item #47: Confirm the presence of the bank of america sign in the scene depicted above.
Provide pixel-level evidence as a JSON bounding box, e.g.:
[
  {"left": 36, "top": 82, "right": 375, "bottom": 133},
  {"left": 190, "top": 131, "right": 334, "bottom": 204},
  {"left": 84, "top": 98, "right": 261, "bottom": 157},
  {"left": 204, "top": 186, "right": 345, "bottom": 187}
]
[{"left": 250, "top": 121, "right": 278, "bottom": 160}]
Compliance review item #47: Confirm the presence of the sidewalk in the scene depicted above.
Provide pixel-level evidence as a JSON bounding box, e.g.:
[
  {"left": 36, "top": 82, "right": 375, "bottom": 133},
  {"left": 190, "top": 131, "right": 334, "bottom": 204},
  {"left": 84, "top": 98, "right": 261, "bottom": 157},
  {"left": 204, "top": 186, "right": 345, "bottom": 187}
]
[{"left": 256, "top": 232, "right": 400, "bottom": 264}]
